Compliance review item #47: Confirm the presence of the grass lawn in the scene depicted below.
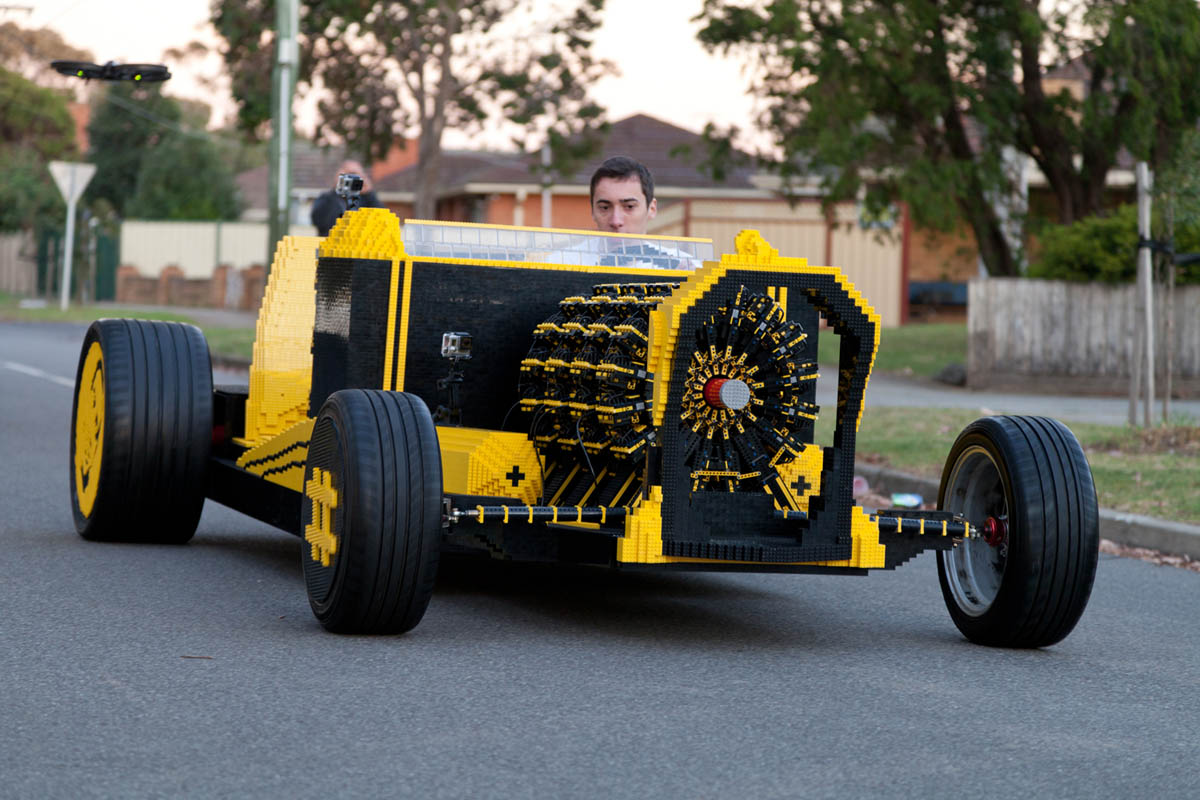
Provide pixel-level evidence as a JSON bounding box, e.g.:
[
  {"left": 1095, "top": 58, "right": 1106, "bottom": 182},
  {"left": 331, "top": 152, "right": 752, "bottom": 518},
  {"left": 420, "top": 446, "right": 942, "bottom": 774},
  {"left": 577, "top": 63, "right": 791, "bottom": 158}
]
[
  {"left": 0, "top": 293, "right": 197, "bottom": 324},
  {"left": 200, "top": 328, "right": 255, "bottom": 361},
  {"left": 817, "top": 321, "right": 966, "bottom": 378}
]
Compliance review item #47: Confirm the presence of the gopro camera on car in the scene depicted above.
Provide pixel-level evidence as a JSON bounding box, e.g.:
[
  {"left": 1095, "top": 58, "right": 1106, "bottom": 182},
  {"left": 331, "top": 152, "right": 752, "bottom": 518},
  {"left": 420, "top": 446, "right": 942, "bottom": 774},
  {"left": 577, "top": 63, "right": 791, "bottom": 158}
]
[{"left": 441, "top": 332, "right": 472, "bottom": 359}]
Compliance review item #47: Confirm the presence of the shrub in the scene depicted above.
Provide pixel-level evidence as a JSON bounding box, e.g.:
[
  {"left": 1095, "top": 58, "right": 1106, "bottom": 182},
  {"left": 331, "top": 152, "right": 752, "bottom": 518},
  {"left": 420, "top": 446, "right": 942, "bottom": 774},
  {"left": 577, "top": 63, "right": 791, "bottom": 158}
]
[{"left": 1028, "top": 204, "right": 1200, "bottom": 285}]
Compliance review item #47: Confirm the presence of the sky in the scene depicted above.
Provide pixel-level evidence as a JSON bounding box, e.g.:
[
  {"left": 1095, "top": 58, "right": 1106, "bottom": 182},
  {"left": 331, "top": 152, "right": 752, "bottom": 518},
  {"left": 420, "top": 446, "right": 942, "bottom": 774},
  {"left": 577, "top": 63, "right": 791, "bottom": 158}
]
[{"left": 16, "top": 0, "right": 769, "bottom": 152}]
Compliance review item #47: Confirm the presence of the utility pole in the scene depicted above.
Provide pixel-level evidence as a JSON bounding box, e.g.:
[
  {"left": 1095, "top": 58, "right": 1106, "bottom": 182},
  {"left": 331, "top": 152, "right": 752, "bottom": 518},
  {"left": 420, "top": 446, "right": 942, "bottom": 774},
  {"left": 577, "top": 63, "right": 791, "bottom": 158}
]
[
  {"left": 1131, "top": 162, "right": 1155, "bottom": 426},
  {"left": 540, "top": 142, "right": 552, "bottom": 228},
  {"left": 267, "top": 0, "right": 299, "bottom": 270}
]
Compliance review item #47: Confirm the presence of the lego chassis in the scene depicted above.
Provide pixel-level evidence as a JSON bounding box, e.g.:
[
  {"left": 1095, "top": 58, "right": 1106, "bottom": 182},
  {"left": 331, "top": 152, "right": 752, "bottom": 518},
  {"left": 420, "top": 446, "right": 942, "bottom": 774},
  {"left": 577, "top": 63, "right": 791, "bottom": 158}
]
[{"left": 68, "top": 210, "right": 1099, "bottom": 646}]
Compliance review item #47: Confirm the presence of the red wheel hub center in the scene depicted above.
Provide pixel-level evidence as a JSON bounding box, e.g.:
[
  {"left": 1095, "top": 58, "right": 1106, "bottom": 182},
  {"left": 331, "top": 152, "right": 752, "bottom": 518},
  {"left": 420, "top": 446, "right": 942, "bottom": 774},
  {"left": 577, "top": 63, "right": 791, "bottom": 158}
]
[
  {"left": 703, "top": 377, "right": 751, "bottom": 410},
  {"left": 982, "top": 517, "right": 1007, "bottom": 547}
]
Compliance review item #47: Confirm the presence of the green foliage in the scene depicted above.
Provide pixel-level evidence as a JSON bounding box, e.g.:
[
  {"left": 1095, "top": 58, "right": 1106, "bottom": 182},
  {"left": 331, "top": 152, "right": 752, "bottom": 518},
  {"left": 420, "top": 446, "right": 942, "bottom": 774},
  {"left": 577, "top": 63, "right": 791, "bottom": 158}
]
[
  {"left": 85, "top": 83, "right": 243, "bottom": 221},
  {"left": 85, "top": 82, "right": 181, "bottom": 217},
  {"left": 1029, "top": 205, "right": 1200, "bottom": 284},
  {"left": 0, "top": 66, "right": 76, "bottom": 159},
  {"left": 125, "top": 132, "right": 241, "bottom": 221},
  {"left": 0, "top": 68, "right": 75, "bottom": 233},
  {"left": 695, "top": 0, "right": 1200, "bottom": 278},
  {"left": 0, "top": 145, "right": 65, "bottom": 233}
]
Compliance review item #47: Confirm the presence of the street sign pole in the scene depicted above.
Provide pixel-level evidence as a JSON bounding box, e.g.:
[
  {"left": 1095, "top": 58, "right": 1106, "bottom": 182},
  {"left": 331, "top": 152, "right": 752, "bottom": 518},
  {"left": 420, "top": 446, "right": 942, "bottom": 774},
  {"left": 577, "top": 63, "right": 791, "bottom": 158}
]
[{"left": 48, "top": 161, "right": 97, "bottom": 311}]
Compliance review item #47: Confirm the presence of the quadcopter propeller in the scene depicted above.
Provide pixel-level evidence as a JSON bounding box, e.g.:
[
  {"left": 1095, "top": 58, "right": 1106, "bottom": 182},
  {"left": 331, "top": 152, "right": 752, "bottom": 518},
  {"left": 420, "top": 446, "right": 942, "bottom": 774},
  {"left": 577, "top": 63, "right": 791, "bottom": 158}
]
[{"left": 51, "top": 60, "right": 171, "bottom": 82}]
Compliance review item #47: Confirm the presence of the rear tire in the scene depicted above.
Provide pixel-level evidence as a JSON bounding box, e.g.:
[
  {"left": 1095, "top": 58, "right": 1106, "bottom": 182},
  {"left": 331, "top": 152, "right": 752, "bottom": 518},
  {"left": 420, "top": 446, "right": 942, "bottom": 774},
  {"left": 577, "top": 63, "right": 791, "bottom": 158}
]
[
  {"left": 937, "top": 415, "right": 1098, "bottom": 648},
  {"left": 302, "top": 390, "right": 443, "bottom": 634},
  {"left": 69, "top": 319, "right": 213, "bottom": 544}
]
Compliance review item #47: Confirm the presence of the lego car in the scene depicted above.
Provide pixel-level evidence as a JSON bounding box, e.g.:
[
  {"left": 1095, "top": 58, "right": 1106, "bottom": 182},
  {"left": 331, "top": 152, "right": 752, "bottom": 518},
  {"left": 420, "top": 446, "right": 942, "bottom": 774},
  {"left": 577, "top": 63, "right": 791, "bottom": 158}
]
[{"left": 68, "top": 207, "right": 1099, "bottom": 646}]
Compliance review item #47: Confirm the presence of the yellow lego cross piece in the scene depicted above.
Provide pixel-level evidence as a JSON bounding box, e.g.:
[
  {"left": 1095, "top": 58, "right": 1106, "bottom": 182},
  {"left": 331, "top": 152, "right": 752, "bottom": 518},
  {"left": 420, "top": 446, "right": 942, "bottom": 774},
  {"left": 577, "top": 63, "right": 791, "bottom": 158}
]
[{"left": 304, "top": 467, "right": 340, "bottom": 567}]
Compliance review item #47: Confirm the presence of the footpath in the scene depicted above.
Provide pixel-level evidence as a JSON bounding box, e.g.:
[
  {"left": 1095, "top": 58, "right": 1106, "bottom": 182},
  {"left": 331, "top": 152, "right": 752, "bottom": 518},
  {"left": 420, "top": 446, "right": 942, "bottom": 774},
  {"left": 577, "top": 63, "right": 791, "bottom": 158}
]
[{"left": 124, "top": 302, "right": 1200, "bottom": 561}]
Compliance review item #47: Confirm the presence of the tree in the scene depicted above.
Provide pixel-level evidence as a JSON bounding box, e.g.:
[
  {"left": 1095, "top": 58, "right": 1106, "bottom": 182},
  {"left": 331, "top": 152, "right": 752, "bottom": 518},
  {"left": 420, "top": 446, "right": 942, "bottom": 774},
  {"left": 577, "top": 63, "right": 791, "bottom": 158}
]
[
  {"left": 0, "top": 67, "right": 75, "bottom": 233},
  {"left": 212, "top": 0, "right": 613, "bottom": 219},
  {"left": 696, "top": 0, "right": 1200, "bottom": 277},
  {"left": 0, "top": 20, "right": 92, "bottom": 93},
  {"left": 0, "top": 66, "right": 76, "bottom": 160},
  {"left": 125, "top": 132, "right": 241, "bottom": 220},
  {"left": 85, "top": 81, "right": 182, "bottom": 217}
]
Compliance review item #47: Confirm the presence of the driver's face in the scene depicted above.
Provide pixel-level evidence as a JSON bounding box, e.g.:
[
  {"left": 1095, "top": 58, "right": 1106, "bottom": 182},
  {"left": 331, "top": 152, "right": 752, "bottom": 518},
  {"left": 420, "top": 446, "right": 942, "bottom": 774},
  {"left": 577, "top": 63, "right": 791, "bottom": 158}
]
[{"left": 591, "top": 176, "right": 657, "bottom": 234}]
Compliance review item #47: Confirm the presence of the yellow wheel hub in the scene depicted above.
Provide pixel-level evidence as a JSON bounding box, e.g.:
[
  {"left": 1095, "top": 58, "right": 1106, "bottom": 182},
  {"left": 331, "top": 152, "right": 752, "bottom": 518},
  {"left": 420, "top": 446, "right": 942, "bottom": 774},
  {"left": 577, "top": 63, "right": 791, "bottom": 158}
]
[
  {"left": 305, "top": 467, "right": 340, "bottom": 566},
  {"left": 74, "top": 342, "right": 105, "bottom": 517}
]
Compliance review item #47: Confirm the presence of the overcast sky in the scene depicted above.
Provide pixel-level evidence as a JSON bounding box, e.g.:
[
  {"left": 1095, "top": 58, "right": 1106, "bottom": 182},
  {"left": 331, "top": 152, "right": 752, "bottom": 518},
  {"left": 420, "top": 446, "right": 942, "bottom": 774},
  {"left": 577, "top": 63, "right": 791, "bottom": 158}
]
[{"left": 18, "top": 0, "right": 769, "bottom": 151}]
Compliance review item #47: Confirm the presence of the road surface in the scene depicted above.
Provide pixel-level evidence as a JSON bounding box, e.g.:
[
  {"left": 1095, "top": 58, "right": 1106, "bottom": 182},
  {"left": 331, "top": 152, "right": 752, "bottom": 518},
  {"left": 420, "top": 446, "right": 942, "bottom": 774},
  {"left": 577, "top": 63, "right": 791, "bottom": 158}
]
[{"left": 2, "top": 321, "right": 1197, "bottom": 799}]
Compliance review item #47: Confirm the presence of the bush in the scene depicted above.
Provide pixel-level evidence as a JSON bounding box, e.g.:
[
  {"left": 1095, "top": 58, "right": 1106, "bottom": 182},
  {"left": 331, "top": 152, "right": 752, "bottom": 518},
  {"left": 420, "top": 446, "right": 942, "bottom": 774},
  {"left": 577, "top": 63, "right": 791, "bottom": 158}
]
[{"left": 1028, "top": 204, "right": 1200, "bottom": 284}]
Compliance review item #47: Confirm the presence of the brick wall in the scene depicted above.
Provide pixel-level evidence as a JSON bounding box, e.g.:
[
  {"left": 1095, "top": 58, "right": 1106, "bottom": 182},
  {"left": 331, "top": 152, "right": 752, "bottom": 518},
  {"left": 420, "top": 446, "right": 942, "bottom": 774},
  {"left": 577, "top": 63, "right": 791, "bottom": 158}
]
[{"left": 116, "top": 263, "right": 266, "bottom": 311}]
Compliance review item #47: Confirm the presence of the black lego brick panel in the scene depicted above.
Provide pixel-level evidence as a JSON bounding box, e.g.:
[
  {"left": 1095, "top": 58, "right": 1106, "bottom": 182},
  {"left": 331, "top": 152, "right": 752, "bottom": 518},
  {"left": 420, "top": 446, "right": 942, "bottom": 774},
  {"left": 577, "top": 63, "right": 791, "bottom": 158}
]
[
  {"left": 310, "top": 256, "right": 393, "bottom": 414},
  {"left": 401, "top": 261, "right": 654, "bottom": 430},
  {"left": 657, "top": 269, "right": 876, "bottom": 563}
]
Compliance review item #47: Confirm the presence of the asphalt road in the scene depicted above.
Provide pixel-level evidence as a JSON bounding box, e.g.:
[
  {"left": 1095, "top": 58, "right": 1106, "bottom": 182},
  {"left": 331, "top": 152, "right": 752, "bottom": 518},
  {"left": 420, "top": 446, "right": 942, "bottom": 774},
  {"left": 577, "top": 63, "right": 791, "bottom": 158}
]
[{"left": 2, "top": 321, "right": 1198, "bottom": 799}]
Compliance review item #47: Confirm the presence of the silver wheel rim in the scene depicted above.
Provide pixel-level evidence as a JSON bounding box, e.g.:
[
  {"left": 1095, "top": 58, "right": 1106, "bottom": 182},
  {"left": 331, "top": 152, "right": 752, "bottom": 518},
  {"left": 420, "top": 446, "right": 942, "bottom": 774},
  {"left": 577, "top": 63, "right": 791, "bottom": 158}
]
[{"left": 940, "top": 444, "right": 1008, "bottom": 617}]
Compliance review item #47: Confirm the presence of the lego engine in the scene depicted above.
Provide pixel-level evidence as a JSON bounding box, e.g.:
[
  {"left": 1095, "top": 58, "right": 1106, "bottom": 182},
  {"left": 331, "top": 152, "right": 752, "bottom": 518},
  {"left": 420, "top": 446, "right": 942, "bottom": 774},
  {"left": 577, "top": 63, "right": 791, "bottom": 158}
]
[{"left": 515, "top": 282, "right": 819, "bottom": 511}]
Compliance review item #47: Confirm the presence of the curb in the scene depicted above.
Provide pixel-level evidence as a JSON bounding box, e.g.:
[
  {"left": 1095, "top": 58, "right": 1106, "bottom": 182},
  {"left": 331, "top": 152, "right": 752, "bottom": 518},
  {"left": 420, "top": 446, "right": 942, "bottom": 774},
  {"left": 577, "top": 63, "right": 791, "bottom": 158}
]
[{"left": 854, "top": 462, "right": 1200, "bottom": 561}]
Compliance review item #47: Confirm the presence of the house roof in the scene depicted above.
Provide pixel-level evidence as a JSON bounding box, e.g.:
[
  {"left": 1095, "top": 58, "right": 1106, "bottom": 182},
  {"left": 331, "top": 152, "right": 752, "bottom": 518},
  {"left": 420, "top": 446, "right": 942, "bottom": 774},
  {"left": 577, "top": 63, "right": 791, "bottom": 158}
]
[
  {"left": 237, "top": 115, "right": 764, "bottom": 211},
  {"left": 373, "top": 149, "right": 532, "bottom": 194},
  {"left": 235, "top": 140, "right": 360, "bottom": 211},
  {"left": 373, "top": 113, "right": 760, "bottom": 196}
]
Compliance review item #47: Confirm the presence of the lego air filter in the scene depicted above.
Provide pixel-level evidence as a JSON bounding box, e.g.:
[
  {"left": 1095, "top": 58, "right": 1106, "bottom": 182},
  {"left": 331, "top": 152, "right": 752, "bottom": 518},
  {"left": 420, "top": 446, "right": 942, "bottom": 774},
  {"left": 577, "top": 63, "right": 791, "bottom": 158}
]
[{"left": 679, "top": 286, "right": 818, "bottom": 495}]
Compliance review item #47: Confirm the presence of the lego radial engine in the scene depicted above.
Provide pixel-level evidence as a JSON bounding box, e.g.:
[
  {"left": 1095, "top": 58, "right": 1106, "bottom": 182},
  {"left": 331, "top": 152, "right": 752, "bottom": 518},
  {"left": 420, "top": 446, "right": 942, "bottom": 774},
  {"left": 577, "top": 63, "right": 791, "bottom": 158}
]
[{"left": 68, "top": 209, "right": 1099, "bottom": 646}]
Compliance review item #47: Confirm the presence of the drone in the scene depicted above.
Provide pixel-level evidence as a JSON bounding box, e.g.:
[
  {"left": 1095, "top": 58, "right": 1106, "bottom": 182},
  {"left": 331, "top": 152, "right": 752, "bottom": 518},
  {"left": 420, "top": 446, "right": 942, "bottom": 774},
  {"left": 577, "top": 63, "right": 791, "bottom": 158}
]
[{"left": 51, "top": 60, "right": 170, "bottom": 82}]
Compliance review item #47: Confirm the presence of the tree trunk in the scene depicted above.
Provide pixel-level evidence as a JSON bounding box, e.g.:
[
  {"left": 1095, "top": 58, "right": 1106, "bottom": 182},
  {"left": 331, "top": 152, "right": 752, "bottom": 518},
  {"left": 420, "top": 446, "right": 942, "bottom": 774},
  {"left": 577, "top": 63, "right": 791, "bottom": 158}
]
[
  {"left": 413, "top": 130, "right": 442, "bottom": 221},
  {"left": 962, "top": 197, "right": 1020, "bottom": 277}
]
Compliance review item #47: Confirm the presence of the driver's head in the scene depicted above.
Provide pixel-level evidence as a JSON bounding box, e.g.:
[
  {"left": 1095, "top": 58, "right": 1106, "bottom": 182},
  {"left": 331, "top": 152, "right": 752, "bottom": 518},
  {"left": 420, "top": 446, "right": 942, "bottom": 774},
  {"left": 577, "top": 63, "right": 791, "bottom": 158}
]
[{"left": 590, "top": 156, "right": 657, "bottom": 234}]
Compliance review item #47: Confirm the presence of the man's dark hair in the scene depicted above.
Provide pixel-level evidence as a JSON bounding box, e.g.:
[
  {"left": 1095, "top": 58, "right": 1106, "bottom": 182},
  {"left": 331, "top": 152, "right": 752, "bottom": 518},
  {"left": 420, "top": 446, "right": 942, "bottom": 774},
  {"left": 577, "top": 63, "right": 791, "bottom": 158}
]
[{"left": 589, "top": 156, "right": 654, "bottom": 205}]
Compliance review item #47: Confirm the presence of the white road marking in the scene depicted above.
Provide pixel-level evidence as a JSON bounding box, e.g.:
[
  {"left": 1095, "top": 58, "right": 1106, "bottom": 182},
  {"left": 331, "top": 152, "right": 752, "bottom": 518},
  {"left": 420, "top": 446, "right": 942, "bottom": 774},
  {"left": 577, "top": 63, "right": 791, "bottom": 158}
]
[{"left": 3, "top": 361, "right": 74, "bottom": 388}]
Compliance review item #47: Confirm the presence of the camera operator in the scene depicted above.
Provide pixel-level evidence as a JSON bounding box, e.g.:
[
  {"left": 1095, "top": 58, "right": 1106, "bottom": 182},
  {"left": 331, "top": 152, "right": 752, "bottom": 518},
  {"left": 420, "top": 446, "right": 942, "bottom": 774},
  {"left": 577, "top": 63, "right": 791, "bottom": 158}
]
[{"left": 311, "top": 160, "right": 383, "bottom": 236}]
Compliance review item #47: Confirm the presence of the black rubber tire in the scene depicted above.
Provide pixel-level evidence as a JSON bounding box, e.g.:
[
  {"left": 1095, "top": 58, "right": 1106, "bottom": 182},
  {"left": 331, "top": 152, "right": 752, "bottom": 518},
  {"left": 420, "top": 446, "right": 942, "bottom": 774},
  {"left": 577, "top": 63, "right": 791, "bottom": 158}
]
[
  {"left": 936, "top": 415, "right": 1099, "bottom": 648},
  {"left": 69, "top": 319, "right": 213, "bottom": 544},
  {"left": 301, "top": 390, "right": 443, "bottom": 634}
]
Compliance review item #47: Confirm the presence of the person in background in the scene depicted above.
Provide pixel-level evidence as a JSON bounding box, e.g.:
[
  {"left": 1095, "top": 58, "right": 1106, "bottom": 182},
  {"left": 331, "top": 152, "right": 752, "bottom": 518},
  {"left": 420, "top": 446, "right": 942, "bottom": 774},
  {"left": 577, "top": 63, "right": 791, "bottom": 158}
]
[
  {"left": 311, "top": 159, "right": 383, "bottom": 236},
  {"left": 590, "top": 156, "right": 657, "bottom": 235}
]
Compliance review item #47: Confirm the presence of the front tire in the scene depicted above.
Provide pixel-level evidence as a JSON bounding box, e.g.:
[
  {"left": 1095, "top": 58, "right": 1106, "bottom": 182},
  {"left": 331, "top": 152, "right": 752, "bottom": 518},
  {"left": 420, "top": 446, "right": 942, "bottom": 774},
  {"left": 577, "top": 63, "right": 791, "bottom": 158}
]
[
  {"left": 937, "top": 415, "right": 1099, "bottom": 648},
  {"left": 69, "top": 319, "right": 213, "bottom": 544},
  {"left": 302, "top": 390, "right": 443, "bottom": 634}
]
